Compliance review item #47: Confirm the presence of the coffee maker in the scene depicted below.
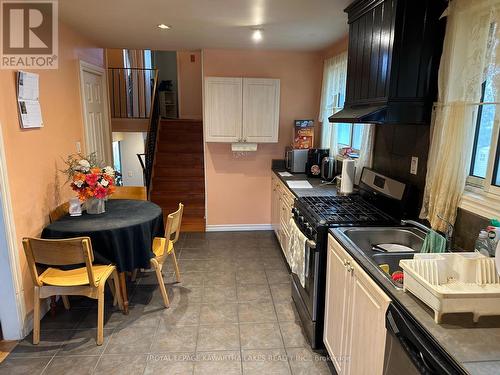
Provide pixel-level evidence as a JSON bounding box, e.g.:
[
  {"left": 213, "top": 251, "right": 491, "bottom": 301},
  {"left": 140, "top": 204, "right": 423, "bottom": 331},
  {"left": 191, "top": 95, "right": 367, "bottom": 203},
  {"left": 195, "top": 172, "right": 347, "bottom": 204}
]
[{"left": 305, "top": 149, "right": 329, "bottom": 177}]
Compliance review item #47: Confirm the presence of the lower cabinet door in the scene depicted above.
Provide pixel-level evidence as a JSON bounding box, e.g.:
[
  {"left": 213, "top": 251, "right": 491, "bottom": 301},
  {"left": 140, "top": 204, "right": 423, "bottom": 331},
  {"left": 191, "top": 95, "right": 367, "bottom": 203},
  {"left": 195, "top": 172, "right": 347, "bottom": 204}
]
[
  {"left": 324, "top": 241, "right": 352, "bottom": 374},
  {"left": 346, "top": 265, "right": 391, "bottom": 375}
]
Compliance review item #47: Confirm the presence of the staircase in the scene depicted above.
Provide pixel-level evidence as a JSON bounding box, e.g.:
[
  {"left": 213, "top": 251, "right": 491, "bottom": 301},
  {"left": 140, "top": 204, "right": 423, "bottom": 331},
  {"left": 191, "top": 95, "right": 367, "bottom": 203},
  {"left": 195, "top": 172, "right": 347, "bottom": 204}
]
[{"left": 150, "top": 119, "right": 206, "bottom": 232}]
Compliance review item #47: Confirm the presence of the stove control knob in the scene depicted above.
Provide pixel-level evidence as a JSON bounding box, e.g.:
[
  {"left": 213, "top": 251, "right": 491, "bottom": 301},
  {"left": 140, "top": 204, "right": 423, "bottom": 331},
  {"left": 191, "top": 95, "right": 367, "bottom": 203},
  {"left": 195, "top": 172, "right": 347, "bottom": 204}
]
[
  {"left": 305, "top": 225, "right": 313, "bottom": 237},
  {"left": 298, "top": 216, "right": 304, "bottom": 224},
  {"left": 291, "top": 208, "right": 297, "bottom": 216}
]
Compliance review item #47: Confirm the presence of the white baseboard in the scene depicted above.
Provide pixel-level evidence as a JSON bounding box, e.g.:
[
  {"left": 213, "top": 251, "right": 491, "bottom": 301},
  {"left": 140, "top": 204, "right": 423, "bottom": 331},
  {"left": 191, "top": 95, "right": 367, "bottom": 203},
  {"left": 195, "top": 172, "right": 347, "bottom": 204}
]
[{"left": 206, "top": 224, "right": 273, "bottom": 232}]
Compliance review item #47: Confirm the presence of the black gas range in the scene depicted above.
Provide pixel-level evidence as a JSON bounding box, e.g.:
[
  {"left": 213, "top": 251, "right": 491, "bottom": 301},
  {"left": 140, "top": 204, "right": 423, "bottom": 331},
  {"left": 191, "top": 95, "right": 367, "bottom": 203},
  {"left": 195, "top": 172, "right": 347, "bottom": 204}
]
[{"left": 290, "top": 168, "right": 408, "bottom": 349}]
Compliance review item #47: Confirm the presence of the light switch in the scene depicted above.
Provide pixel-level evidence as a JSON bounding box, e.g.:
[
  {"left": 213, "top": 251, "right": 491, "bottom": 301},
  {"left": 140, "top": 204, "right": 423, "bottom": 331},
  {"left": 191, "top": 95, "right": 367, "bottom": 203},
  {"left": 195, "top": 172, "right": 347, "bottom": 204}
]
[
  {"left": 76, "top": 141, "right": 81, "bottom": 153},
  {"left": 410, "top": 157, "right": 418, "bottom": 175},
  {"left": 128, "top": 171, "right": 133, "bottom": 177}
]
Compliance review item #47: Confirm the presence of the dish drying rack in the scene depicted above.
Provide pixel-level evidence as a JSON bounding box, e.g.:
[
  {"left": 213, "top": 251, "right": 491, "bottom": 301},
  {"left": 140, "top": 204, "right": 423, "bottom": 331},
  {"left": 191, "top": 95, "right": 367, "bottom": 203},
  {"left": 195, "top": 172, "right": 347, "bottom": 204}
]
[{"left": 400, "top": 253, "right": 500, "bottom": 323}]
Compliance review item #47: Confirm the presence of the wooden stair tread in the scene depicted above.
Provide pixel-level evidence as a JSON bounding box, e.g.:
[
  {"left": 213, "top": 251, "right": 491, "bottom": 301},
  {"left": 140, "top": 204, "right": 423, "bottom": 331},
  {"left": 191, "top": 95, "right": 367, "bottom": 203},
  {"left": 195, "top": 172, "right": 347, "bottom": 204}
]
[{"left": 151, "top": 119, "right": 206, "bottom": 232}]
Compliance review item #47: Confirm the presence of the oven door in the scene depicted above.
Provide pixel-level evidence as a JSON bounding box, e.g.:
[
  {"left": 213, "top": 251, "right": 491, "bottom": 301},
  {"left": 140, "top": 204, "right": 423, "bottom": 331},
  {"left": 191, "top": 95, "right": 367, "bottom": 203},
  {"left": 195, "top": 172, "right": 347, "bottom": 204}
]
[{"left": 290, "top": 218, "right": 318, "bottom": 319}]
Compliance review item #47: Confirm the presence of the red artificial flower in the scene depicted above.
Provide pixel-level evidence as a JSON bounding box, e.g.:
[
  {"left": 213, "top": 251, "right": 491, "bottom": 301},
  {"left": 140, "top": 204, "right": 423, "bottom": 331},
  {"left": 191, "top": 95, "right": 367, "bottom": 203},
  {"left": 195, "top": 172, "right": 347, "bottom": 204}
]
[
  {"left": 85, "top": 173, "right": 99, "bottom": 187},
  {"left": 93, "top": 186, "right": 107, "bottom": 199}
]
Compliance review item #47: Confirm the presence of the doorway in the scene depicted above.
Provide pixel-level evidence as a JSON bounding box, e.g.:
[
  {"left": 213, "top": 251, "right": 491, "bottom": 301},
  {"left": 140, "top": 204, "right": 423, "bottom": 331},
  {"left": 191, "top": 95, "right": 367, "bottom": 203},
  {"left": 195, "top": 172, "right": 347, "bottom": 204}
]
[
  {"left": 79, "top": 60, "right": 113, "bottom": 164},
  {"left": 0, "top": 122, "right": 24, "bottom": 340}
]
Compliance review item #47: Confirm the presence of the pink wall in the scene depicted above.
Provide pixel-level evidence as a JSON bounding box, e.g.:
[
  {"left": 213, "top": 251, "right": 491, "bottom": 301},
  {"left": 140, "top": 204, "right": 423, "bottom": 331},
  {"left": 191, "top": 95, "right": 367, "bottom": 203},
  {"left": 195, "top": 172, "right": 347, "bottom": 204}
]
[
  {"left": 321, "top": 35, "right": 349, "bottom": 60},
  {"left": 177, "top": 51, "right": 202, "bottom": 119},
  {"left": 0, "top": 21, "right": 103, "bottom": 314},
  {"left": 203, "top": 49, "right": 323, "bottom": 226}
]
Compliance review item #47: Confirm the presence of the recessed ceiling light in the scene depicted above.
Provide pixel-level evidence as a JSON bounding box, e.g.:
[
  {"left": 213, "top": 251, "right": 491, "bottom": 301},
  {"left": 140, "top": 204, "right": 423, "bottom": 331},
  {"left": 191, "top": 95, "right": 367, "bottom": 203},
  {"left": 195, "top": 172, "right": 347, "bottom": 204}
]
[
  {"left": 252, "top": 29, "right": 263, "bottom": 42},
  {"left": 157, "top": 24, "right": 171, "bottom": 30}
]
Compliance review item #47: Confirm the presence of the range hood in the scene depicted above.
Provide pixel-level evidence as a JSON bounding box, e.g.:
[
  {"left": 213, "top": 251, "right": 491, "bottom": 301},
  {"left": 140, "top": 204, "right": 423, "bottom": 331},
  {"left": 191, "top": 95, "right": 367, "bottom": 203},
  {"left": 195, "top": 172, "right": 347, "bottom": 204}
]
[
  {"left": 332, "top": 0, "right": 447, "bottom": 125},
  {"left": 329, "top": 105, "right": 386, "bottom": 124}
]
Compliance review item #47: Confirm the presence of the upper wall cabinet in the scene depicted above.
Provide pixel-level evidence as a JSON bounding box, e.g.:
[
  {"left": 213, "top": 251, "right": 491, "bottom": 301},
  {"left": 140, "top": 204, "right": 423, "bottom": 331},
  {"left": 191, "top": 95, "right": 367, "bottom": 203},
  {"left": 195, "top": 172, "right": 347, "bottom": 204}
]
[
  {"left": 330, "top": 0, "right": 447, "bottom": 125},
  {"left": 204, "top": 77, "right": 280, "bottom": 143}
]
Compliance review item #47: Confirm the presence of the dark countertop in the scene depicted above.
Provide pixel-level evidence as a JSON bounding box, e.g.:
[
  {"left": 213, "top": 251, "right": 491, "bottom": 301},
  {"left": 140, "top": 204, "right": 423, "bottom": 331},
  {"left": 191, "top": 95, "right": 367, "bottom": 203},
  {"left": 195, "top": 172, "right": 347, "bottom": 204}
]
[
  {"left": 329, "top": 228, "right": 500, "bottom": 375},
  {"left": 272, "top": 168, "right": 340, "bottom": 197}
]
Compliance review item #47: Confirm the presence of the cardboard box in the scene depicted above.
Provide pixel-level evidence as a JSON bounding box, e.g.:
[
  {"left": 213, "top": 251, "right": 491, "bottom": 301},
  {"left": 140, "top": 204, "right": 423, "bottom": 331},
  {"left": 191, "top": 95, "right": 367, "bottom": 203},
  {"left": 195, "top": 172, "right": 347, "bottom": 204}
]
[{"left": 293, "top": 120, "right": 314, "bottom": 149}]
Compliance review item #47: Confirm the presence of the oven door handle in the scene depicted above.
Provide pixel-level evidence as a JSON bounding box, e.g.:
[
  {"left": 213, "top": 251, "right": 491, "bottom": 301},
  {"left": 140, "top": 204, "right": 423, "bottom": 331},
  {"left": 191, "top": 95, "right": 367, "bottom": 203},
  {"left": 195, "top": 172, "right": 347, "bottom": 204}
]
[{"left": 307, "top": 239, "right": 316, "bottom": 249}]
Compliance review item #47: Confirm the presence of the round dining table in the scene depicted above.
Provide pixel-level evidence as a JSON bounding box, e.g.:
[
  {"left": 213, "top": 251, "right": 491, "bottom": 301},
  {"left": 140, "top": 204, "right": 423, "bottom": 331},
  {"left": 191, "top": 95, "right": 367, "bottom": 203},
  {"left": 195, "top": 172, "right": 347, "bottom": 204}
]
[{"left": 42, "top": 199, "right": 165, "bottom": 313}]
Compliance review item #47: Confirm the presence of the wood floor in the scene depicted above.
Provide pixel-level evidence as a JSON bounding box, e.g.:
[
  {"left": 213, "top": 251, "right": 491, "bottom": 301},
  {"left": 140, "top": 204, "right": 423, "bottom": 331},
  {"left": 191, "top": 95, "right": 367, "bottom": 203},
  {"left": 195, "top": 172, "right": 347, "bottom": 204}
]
[
  {"left": 0, "top": 341, "right": 16, "bottom": 363},
  {"left": 150, "top": 119, "right": 205, "bottom": 232}
]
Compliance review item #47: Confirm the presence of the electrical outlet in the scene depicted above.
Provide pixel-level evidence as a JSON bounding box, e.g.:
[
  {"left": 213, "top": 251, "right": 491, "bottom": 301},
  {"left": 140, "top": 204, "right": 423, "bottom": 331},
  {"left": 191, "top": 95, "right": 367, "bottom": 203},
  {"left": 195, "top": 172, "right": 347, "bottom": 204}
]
[
  {"left": 410, "top": 156, "right": 418, "bottom": 175},
  {"left": 76, "top": 141, "right": 81, "bottom": 153}
]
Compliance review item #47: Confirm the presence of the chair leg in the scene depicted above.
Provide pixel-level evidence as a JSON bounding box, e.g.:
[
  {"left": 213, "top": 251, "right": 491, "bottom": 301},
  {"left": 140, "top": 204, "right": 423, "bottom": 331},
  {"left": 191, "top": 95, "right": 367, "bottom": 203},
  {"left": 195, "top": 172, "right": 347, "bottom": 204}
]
[
  {"left": 171, "top": 249, "right": 181, "bottom": 283},
  {"left": 97, "top": 286, "right": 104, "bottom": 346},
  {"left": 33, "top": 287, "right": 41, "bottom": 345},
  {"left": 61, "top": 296, "right": 71, "bottom": 310},
  {"left": 130, "top": 269, "right": 138, "bottom": 282},
  {"left": 107, "top": 279, "right": 117, "bottom": 307},
  {"left": 112, "top": 271, "right": 124, "bottom": 311},
  {"left": 152, "top": 258, "right": 169, "bottom": 308}
]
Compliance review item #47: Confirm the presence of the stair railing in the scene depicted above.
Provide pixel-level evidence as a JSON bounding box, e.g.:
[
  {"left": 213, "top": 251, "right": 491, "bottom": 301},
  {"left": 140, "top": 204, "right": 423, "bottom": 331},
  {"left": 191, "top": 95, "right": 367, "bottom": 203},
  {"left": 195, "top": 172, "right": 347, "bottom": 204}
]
[
  {"left": 143, "top": 71, "right": 160, "bottom": 196},
  {"left": 108, "top": 67, "right": 158, "bottom": 119}
]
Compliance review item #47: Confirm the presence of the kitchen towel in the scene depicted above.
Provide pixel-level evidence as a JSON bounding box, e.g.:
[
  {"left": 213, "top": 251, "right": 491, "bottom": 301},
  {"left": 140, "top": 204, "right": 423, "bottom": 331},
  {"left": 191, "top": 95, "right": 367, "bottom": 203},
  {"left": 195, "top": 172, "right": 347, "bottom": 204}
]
[
  {"left": 288, "top": 218, "right": 308, "bottom": 288},
  {"left": 421, "top": 230, "right": 447, "bottom": 253},
  {"left": 287, "top": 181, "right": 313, "bottom": 189}
]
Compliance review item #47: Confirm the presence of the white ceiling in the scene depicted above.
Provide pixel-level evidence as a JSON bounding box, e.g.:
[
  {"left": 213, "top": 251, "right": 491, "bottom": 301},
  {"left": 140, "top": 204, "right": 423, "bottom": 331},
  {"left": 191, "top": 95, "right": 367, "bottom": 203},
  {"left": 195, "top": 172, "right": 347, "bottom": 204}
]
[{"left": 59, "top": 0, "right": 350, "bottom": 51}]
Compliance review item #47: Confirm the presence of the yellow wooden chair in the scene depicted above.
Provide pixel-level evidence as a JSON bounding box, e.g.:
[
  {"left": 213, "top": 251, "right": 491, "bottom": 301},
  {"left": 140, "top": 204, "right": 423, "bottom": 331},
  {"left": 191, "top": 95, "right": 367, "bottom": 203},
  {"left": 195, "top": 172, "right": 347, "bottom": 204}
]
[
  {"left": 151, "top": 203, "right": 184, "bottom": 307},
  {"left": 49, "top": 202, "right": 69, "bottom": 223},
  {"left": 109, "top": 186, "right": 147, "bottom": 201},
  {"left": 22, "top": 237, "right": 123, "bottom": 345}
]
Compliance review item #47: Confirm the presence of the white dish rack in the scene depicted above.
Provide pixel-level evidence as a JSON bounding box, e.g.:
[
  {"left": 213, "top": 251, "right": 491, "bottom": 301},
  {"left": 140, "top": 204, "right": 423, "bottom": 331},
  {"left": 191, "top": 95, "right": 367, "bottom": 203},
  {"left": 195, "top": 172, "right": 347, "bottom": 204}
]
[{"left": 400, "top": 252, "right": 500, "bottom": 323}]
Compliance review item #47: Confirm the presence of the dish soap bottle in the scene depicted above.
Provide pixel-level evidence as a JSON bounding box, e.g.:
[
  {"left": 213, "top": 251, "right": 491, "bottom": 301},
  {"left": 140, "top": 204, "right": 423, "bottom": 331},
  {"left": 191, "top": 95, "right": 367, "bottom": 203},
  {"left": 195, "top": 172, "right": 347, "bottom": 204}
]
[{"left": 475, "top": 230, "right": 490, "bottom": 257}]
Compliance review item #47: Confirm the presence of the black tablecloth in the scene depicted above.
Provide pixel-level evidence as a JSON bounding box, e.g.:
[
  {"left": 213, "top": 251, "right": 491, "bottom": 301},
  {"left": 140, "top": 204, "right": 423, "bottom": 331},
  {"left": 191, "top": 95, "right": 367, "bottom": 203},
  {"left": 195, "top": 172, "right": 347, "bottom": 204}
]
[{"left": 42, "top": 199, "right": 164, "bottom": 272}]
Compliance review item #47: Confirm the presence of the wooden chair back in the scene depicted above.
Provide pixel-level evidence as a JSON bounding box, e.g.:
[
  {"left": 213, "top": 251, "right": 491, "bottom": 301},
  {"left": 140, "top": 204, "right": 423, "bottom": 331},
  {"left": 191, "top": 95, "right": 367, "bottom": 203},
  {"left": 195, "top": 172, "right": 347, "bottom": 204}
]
[
  {"left": 110, "top": 186, "right": 147, "bottom": 201},
  {"left": 165, "top": 203, "right": 184, "bottom": 244},
  {"left": 49, "top": 202, "right": 69, "bottom": 223},
  {"left": 22, "top": 237, "right": 97, "bottom": 287}
]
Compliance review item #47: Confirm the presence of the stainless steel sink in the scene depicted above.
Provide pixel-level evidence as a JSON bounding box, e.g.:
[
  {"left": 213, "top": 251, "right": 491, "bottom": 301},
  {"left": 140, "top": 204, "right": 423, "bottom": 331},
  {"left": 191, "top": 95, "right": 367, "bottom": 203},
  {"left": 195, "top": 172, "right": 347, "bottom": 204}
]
[{"left": 337, "top": 226, "right": 427, "bottom": 288}]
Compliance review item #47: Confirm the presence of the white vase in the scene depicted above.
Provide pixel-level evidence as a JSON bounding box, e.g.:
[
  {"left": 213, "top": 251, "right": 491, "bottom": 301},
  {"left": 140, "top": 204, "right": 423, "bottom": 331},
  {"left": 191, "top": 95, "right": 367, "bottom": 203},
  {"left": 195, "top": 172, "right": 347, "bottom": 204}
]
[{"left": 85, "top": 198, "right": 105, "bottom": 214}]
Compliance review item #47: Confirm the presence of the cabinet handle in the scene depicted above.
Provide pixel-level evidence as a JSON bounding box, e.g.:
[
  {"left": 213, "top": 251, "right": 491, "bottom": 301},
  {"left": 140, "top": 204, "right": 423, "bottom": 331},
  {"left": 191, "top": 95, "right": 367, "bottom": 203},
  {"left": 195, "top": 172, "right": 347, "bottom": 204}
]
[{"left": 347, "top": 265, "right": 354, "bottom": 273}]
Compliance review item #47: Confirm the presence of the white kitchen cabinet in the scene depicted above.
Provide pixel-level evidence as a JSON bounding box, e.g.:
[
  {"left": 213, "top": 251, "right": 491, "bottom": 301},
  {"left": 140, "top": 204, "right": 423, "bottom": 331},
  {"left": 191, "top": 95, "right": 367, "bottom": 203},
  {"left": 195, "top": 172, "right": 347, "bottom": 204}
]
[
  {"left": 204, "top": 77, "right": 280, "bottom": 143},
  {"left": 270, "top": 173, "right": 294, "bottom": 256},
  {"left": 325, "top": 234, "right": 391, "bottom": 375},
  {"left": 271, "top": 174, "right": 280, "bottom": 235},
  {"left": 204, "top": 77, "right": 242, "bottom": 142},
  {"left": 242, "top": 78, "right": 280, "bottom": 143}
]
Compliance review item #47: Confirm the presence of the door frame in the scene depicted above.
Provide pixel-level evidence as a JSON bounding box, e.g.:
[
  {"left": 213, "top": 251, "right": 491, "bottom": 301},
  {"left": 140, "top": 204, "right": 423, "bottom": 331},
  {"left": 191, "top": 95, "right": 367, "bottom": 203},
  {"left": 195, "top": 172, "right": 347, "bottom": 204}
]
[
  {"left": 78, "top": 60, "right": 113, "bottom": 164},
  {"left": 0, "top": 121, "right": 26, "bottom": 340}
]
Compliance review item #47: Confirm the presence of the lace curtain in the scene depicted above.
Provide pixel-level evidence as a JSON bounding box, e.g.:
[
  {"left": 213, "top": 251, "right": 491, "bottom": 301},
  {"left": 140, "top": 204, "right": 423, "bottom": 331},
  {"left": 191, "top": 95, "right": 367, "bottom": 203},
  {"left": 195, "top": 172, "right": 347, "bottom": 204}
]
[
  {"left": 319, "top": 52, "right": 348, "bottom": 152},
  {"left": 318, "top": 52, "right": 375, "bottom": 182},
  {"left": 420, "top": 0, "right": 500, "bottom": 231}
]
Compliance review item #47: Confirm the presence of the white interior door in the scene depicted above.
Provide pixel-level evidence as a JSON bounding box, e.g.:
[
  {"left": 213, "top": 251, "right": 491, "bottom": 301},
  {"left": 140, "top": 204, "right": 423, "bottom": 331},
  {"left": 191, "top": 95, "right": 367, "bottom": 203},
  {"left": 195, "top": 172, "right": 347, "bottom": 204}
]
[
  {"left": 242, "top": 78, "right": 280, "bottom": 143},
  {"left": 80, "top": 61, "right": 112, "bottom": 164}
]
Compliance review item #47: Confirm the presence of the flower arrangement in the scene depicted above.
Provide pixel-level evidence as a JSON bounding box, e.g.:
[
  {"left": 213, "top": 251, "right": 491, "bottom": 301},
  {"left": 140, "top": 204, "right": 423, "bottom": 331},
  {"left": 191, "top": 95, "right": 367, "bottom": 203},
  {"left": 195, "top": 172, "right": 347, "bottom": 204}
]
[{"left": 62, "top": 153, "right": 118, "bottom": 202}]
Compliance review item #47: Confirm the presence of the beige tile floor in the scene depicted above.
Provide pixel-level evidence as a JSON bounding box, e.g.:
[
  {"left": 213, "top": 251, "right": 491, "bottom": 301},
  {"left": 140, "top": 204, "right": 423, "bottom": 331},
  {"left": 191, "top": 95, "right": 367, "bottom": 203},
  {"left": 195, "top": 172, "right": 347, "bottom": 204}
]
[{"left": 0, "top": 231, "right": 332, "bottom": 375}]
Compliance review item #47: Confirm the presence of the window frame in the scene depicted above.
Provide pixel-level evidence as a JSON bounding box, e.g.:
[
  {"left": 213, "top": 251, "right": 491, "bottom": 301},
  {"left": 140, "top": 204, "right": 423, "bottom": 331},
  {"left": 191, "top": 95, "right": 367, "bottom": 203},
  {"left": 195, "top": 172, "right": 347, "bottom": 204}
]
[{"left": 336, "top": 123, "right": 363, "bottom": 153}]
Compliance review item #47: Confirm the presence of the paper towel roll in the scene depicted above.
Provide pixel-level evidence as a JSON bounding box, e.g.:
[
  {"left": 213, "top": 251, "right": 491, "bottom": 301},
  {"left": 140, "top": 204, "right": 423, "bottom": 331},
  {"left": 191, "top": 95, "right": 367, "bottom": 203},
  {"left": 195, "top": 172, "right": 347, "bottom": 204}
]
[{"left": 340, "top": 159, "right": 355, "bottom": 194}]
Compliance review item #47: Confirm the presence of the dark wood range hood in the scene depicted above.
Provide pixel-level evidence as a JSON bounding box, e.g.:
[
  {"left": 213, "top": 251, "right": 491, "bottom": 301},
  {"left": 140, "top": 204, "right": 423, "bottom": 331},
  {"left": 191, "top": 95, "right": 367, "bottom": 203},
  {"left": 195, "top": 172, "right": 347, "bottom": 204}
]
[{"left": 330, "top": 0, "right": 447, "bottom": 125}]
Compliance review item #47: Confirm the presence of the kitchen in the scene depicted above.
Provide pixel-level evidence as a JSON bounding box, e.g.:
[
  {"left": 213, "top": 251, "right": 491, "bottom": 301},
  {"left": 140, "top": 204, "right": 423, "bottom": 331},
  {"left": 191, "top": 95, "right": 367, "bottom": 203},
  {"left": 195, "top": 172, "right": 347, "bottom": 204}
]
[
  {"left": 1, "top": 0, "right": 500, "bottom": 374},
  {"left": 205, "top": 0, "right": 500, "bottom": 373}
]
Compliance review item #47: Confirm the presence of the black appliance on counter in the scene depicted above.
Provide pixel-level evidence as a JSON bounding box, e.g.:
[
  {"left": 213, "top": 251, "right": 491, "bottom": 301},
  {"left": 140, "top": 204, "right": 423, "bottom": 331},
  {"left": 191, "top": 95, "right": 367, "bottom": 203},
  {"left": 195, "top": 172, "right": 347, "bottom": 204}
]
[
  {"left": 305, "top": 148, "right": 329, "bottom": 178},
  {"left": 290, "top": 168, "right": 408, "bottom": 349}
]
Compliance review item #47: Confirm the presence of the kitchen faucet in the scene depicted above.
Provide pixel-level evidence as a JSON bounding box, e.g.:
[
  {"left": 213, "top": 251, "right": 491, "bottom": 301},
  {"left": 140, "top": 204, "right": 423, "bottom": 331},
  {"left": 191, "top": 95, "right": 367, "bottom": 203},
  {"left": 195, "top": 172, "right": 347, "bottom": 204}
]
[{"left": 401, "top": 216, "right": 454, "bottom": 252}]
